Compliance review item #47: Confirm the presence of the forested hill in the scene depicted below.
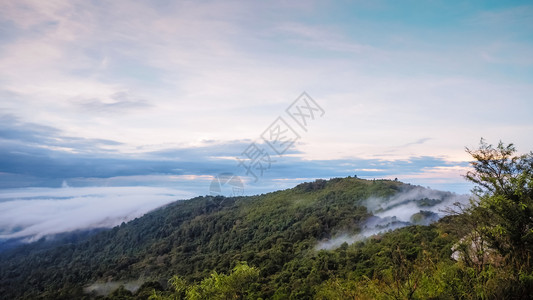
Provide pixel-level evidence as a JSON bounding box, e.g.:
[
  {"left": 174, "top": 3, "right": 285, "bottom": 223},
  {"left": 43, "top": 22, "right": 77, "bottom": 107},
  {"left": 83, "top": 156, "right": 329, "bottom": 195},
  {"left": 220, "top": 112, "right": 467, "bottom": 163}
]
[
  {"left": 0, "top": 177, "right": 460, "bottom": 299},
  {"left": 1, "top": 170, "right": 531, "bottom": 299}
]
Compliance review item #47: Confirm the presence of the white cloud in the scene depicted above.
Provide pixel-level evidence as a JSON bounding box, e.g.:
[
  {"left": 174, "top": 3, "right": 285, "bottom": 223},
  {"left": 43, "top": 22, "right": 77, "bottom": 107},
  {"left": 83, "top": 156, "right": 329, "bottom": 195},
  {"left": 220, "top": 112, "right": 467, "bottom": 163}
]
[
  {"left": 0, "top": 0, "right": 532, "bottom": 191},
  {"left": 0, "top": 186, "right": 194, "bottom": 242}
]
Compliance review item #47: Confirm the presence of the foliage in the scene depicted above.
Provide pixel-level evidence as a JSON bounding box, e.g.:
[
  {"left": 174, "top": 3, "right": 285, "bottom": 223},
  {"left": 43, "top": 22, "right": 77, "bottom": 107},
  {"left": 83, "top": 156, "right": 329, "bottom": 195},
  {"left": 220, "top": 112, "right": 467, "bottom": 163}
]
[{"left": 149, "top": 262, "right": 260, "bottom": 300}]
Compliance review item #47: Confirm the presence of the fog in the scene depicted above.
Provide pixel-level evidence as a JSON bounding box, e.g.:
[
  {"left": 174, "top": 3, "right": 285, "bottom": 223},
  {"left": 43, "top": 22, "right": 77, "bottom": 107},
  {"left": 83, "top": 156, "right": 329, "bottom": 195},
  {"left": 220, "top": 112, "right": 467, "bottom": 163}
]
[
  {"left": 84, "top": 280, "right": 144, "bottom": 296},
  {"left": 0, "top": 186, "right": 194, "bottom": 243},
  {"left": 316, "top": 186, "right": 470, "bottom": 250}
]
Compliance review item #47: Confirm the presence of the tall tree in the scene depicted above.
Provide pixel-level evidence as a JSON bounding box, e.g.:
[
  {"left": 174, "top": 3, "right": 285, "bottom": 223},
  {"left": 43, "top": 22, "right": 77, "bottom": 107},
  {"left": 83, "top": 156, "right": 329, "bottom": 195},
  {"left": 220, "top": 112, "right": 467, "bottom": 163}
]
[{"left": 465, "top": 139, "right": 533, "bottom": 272}]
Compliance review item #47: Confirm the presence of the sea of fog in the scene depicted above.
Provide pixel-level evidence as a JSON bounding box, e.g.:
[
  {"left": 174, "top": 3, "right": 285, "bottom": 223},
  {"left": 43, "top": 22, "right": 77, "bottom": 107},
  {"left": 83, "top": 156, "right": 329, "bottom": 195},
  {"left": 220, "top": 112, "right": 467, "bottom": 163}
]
[{"left": 0, "top": 186, "right": 194, "bottom": 243}]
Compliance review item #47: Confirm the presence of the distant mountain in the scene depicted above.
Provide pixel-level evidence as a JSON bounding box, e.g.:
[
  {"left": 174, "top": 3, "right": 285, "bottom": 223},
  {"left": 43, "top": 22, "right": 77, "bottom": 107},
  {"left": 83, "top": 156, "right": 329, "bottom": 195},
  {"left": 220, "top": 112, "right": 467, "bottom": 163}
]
[{"left": 0, "top": 177, "right": 466, "bottom": 299}]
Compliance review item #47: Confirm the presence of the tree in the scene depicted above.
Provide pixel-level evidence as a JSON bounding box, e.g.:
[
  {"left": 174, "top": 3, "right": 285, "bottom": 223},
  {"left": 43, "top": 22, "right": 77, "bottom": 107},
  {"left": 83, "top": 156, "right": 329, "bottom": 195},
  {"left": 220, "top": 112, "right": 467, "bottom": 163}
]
[
  {"left": 187, "top": 262, "right": 260, "bottom": 300},
  {"left": 464, "top": 139, "right": 533, "bottom": 295}
]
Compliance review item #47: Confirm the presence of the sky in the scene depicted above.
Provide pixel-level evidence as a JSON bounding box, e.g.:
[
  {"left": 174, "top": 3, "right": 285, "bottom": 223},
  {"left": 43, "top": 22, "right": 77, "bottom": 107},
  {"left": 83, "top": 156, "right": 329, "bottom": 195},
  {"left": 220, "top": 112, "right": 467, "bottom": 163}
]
[{"left": 0, "top": 0, "right": 532, "bottom": 240}]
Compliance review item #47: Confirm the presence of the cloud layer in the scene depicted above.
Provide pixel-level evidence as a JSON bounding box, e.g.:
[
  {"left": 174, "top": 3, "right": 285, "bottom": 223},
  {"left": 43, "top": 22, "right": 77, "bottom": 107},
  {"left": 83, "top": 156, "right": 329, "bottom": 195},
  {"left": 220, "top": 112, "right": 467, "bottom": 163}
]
[
  {"left": 0, "top": 186, "right": 193, "bottom": 242},
  {"left": 1, "top": 0, "right": 532, "bottom": 164}
]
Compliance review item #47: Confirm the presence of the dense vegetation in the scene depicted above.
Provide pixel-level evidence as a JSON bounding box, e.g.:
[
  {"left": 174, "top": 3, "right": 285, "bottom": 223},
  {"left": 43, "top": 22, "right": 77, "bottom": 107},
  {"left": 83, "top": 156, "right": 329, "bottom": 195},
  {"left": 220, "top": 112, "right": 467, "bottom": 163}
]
[{"left": 0, "top": 140, "right": 532, "bottom": 299}]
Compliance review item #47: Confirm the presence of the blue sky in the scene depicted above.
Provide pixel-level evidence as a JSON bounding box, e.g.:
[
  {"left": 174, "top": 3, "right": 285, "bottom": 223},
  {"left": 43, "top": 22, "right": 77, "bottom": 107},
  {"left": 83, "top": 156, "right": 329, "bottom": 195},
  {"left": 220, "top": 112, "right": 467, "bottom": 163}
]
[{"left": 1, "top": 0, "right": 533, "bottom": 197}]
